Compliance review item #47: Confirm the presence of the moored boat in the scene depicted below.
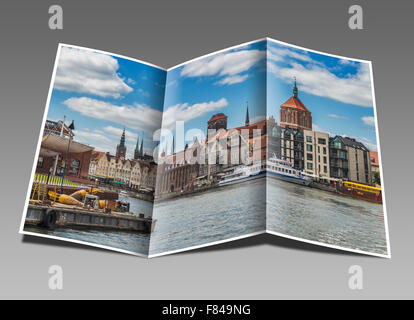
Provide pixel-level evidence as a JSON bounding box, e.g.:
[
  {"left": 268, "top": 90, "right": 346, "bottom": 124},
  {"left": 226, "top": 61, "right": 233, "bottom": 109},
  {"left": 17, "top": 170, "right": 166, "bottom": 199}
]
[
  {"left": 218, "top": 162, "right": 265, "bottom": 186},
  {"left": 338, "top": 181, "right": 383, "bottom": 204},
  {"left": 266, "top": 155, "right": 312, "bottom": 186}
]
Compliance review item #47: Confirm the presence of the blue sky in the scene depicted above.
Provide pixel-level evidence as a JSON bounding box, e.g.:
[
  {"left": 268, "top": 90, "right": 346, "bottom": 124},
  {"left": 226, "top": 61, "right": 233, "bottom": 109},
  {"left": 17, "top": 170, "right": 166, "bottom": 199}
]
[
  {"left": 161, "top": 39, "right": 378, "bottom": 152},
  {"left": 162, "top": 40, "right": 267, "bottom": 152},
  {"left": 46, "top": 45, "right": 166, "bottom": 159},
  {"left": 267, "top": 39, "right": 378, "bottom": 151},
  {"left": 45, "top": 41, "right": 379, "bottom": 160}
]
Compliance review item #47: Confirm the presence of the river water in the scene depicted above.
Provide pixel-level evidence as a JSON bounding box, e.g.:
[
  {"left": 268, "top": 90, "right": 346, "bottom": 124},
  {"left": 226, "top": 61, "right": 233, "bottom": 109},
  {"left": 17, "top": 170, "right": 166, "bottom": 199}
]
[
  {"left": 149, "top": 178, "right": 266, "bottom": 255},
  {"left": 266, "top": 177, "right": 388, "bottom": 255},
  {"left": 24, "top": 194, "right": 153, "bottom": 255},
  {"left": 24, "top": 178, "right": 388, "bottom": 256}
]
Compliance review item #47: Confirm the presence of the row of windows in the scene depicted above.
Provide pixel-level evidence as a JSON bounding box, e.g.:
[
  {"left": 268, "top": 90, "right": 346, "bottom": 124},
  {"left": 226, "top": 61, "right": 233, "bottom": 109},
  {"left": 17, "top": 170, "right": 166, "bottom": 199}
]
[
  {"left": 267, "top": 165, "right": 294, "bottom": 175},
  {"left": 307, "top": 162, "right": 328, "bottom": 173}
]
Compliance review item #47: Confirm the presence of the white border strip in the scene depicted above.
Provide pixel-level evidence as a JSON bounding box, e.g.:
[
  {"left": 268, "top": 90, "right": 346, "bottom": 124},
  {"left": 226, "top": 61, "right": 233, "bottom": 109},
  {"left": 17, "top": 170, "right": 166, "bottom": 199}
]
[
  {"left": 369, "top": 61, "right": 391, "bottom": 258},
  {"left": 148, "top": 231, "right": 266, "bottom": 258},
  {"left": 266, "top": 230, "right": 389, "bottom": 259},
  {"left": 21, "top": 231, "right": 148, "bottom": 257}
]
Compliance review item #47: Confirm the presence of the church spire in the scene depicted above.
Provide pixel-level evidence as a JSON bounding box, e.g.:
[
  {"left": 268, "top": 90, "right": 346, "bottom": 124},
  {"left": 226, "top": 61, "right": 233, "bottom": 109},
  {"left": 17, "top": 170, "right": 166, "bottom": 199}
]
[
  {"left": 170, "top": 136, "right": 175, "bottom": 155},
  {"left": 293, "top": 77, "right": 298, "bottom": 98},
  {"left": 245, "top": 101, "right": 250, "bottom": 126},
  {"left": 140, "top": 138, "right": 144, "bottom": 156},
  {"left": 116, "top": 127, "right": 127, "bottom": 159},
  {"left": 135, "top": 137, "right": 140, "bottom": 153},
  {"left": 120, "top": 127, "right": 126, "bottom": 148},
  {"left": 134, "top": 135, "right": 140, "bottom": 160}
]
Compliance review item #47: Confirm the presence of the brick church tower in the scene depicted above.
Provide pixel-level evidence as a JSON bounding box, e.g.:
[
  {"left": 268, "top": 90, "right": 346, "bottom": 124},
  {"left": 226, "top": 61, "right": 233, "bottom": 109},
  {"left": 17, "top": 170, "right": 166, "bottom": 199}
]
[
  {"left": 207, "top": 113, "right": 227, "bottom": 135},
  {"left": 280, "top": 79, "right": 312, "bottom": 131}
]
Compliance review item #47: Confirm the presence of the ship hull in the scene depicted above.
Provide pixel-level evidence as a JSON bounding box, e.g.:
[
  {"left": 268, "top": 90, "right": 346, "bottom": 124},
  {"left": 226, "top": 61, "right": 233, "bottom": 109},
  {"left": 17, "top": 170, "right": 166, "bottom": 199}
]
[
  {"left": 218, "top": 171, "right": 265, "bottom": 187},
  {"left": 266, "top": 170, "right": 311, "bottom": 186}
]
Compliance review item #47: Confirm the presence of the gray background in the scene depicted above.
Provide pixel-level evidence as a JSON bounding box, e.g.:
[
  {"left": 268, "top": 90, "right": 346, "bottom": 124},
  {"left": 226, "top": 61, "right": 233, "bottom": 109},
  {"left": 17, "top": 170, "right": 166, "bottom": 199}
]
[{"left": 0, "top": 0, "right": 412, "bottom": 299}]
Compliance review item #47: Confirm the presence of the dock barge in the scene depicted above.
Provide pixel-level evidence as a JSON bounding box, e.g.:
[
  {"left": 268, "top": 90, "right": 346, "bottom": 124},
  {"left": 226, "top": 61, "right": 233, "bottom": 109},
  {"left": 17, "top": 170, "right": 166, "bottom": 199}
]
[{"left": 25, "top": 202, "right": 156, "bottom": 233}]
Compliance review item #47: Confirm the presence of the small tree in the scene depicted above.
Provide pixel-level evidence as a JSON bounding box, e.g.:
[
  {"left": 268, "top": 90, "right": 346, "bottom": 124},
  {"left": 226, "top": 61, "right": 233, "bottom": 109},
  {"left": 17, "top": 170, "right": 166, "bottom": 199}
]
[{"left": 374, "top": 171, "right": 381, "bottom": 186}]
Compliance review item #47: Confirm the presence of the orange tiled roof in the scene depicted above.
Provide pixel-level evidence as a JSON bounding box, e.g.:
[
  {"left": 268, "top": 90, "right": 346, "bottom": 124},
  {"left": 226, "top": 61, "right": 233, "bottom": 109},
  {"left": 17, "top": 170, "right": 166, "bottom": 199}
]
[
  {"left": 209, "top": 113, "right": 227, "bottom": 122},
  {"left": 370, "top": 151, "right": 379, "bottom": 166},
  {"left": 281, "top": 96, "right": 310, "bottom": 113}
]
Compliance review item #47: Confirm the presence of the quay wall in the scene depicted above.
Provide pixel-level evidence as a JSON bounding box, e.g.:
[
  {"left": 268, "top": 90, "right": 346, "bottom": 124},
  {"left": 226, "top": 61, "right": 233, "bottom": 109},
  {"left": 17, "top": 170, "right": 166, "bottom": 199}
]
[{"left": 25, "top": 205, "right": 155, "bottom": 233}]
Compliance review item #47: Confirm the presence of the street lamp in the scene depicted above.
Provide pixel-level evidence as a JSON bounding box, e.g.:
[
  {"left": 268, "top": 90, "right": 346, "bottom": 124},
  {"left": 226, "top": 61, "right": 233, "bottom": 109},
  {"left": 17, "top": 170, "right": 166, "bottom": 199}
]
[{"left": 60, "top": 120, "right": 75, "bottom": 192}]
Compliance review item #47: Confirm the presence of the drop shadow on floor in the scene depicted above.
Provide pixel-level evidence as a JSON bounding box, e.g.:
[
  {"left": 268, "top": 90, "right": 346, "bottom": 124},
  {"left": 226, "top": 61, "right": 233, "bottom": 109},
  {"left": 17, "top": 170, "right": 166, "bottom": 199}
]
[{"left": 22, "top": 231, "right": 366, "bottom": 258}]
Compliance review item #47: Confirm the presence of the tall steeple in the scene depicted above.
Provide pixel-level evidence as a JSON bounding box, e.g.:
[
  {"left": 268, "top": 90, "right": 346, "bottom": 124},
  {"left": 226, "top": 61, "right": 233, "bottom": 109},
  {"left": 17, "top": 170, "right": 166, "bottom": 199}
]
[
  {"left": 120, "top": 128, "right": 126, "bottom": 147},
  {"left": 170, "top": 136, "right": 175, "bottom": 155},
  {"left": 140, "top": 138, "right": 144, "bottom": 156},
  {"left": 116, "top": 127, "right": 127, "bottom": 159},
  {"left": 245, "top": 101, "right": 250, "bottom": 126},
  {"left": 134, "top": 136, "right": 140, "bottom": 160},
  {"left": 293, "top": 77, "right": 298, "bottom": 98}
]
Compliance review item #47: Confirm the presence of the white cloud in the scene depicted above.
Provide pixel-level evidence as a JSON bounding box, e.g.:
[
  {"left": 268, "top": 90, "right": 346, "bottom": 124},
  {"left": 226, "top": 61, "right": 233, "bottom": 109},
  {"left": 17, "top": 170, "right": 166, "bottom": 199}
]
[
  {"left": 270, "top": 61, "right": 373, "bottom": 107},
  {"left": 358, "top": 136, "right": 378, "bottom": 151},
  {"left": 267, "top": 44, "right": 373, "bottom": 107},
  {"left": 361, "top": 116, "right": 375, "bottom": 126},
  {"left": 55, "top": 46, "right": 133, "bottom": 98},
  {"left": 180, "top": 49, "right": 265, "bottom": 85},
  {"left": 268, "top": 46, "right": 313, "bottom": 63},
  {"left": 312, "top": 123, "right": 333, "bottom": 137},
  {"left": 138, "top": 88, "right": 150, "bottom": 97},
  {"left": 162, "top": 98, "right": 229, "bottom": 129},
  {"left": 73, "top": 127, "right": 151, "bottom": 159},
  {"left": 73, "top": 129, "right": 111, "bottom": 144},
  {"left": 63, "top": 97, "right": 162, "bottom": 134},
  {"left": 250, "top": 115, "right": 266, "bottom": 123},
  {"left": 216, "top": 74, "right": 248, "bottom": 85},
  {"left": 328, "top": 114, "right": 349, "bottom": 120},
  {"left": 103, "top": 126, "right": 139, "bottom": 143}
]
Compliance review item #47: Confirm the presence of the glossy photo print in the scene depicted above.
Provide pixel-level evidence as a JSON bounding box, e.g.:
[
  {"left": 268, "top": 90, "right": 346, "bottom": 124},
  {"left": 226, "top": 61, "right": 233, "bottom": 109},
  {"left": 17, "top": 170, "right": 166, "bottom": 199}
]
[
  {"left": 149, "top": 39, "right": 268, "bottom": 257},
  {"left": 266, "top": 38, "right": 390, "bottom": 257},
  {"left": 20, "top": 44, "right": 167, "bottom": 256}
]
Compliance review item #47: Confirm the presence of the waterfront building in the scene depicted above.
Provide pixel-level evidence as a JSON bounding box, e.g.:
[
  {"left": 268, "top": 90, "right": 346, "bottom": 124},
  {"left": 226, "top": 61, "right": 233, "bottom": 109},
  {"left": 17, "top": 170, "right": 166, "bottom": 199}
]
[
  {"left": 370, "top": 151, "right": 379, "bottom": 173},
  {"left": 129, "top": 160, "right": 142, "bottom": 189},
  {"left": 280, "top": 126, "right": 304, "bottom": 170},
  {"left": 370, "top": 151, "right": 380, "bottom": 185},
  {"left": 155, "top": 150, "right": 200, "bottom": 195},
  {"left": 140, "top": 163, "right": 157, "bottom": 191},
  {"left": 280, "top": 80, "right": 312, "bottom": 131},
  {"left": 267, "top": 116, "right": 281, "bottom": 159},
  {"left": 303, "top": 130, "right": 330, "bottom": 180},
  {"left": 329, "top": 136, "right": 372, "bottom": 185},
  {"left": 88, "top": 132, "right": 156, "bottom": 191},
  {"left": 207, "top": 113, "right": 227, "bottom": 134},
  {"left": 36, "top": 119, "right": 94, "bottom": 183},
  {"left": 88, "top": 151, "right": 104, "bottom": 179},
  {"left": 278, "top": 80, "right": 312, "bottom": 170}
]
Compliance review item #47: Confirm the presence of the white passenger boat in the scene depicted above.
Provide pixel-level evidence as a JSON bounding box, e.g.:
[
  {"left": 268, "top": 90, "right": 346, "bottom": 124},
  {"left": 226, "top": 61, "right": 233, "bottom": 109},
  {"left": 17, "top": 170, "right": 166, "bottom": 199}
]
[
  {"left": 266, "top": 155, "right": 312, "bottom": 186},
  {"left": 218, "top": 162, "right": 265, "bottom": 186}
]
